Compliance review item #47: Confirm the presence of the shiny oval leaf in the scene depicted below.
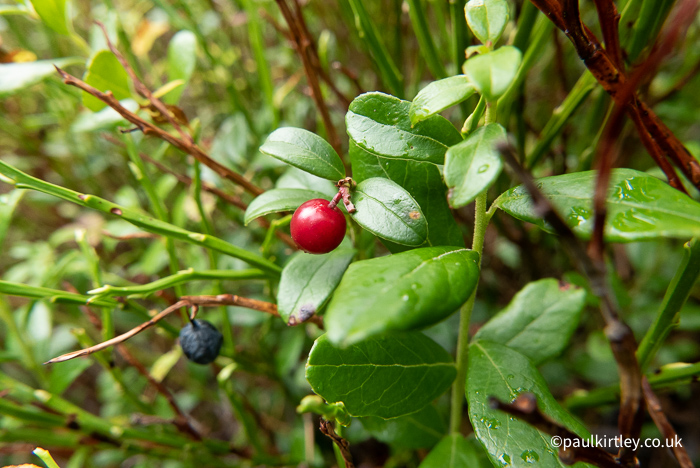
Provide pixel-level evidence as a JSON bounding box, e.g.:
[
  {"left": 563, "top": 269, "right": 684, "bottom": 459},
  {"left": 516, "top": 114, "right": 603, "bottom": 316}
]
[
  {"left": 166, "top": 30, "right": 197, "bottom": 104},
  {"left": 465, "top": 0, "right": 510, "bottom": 45},
  {"left": 325, "top": 246, "right": 480, "bottom": 345},
  {"left": 244, "top": 188, "right": 329, "bottom": 225},
  {"left": 475, "top": 279, "right": 586, "bottom": 364},
  {"left": 351, "top": 177, "right": 428, "bottom": 246},
  {"left": 83, "top": 50, "right": 131, "bottom": 112},
  {"left": 347, "top": 92, "right": 462, "bottom": 165},
  {"left": 306, "top": 332, "right": 456, "bottom": 419},
  {"left": 468, "top": 341, "right": 591, "bottom": 468},
  {"left": 463, "top": 46, "right": 522, "bottom": 101},
  {"left": 420, "top": 434, "right": 489, "bottom": 468},
  {"left": 277, "top": 248, "right": 355, "bottom": 325},
  {"left": 30, "top": 0, "right": 70, "bottom": 35},
  {"left": 410, "top": 76, "right": 477, "bottom": 125},
  {"left": 495, "top": 169, "right": 700, "bottom": 242},
  {"left": 361, "top": 404, "right": 446, "bottom": 449},
  {"left": 0, "top": 57, "right": 83, "bottom": 96},
  {"left": 259, "top": 127, "right": 345, "bottom": 181},
  {"left": 348, "top": 92, "right": 464, "bottom": 249},
  {"left": 444, "top": 123, "right": 506, "bottom": 208}
]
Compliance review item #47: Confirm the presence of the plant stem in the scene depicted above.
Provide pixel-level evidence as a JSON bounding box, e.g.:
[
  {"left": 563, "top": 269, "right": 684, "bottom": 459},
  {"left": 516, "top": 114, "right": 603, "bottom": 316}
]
[
  {"left": 565, "top": 361, "right": 700, "bottom": 410},
  {"left": 345, "top": 0, "right": 404, "bottom": 97},
  {"left": 449, "top": 190, "right": 488, "bottom": 434},
  {"left": 405, "top": 0, "right": 447, "bottom": 79},
  {"left": 449, "top": 0, "right": 469, "bottom": 75},
  {"left": 88, "top": 269, "right": 267, "bottom": 299},
  {"left": 450, "top": 99, "right": 499, "bottom": 433},
  {"left": 0, "top": 159, "right": 281, "bottom": 275},
  {"left": 637, "top": 238, "right": 700, "bottom": 371}
]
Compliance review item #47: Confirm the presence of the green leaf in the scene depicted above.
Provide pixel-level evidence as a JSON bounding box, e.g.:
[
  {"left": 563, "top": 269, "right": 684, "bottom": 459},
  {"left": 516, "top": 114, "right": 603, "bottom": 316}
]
[
  {"left": 351, "top": 178, "right": 428, "bottom": 246},
  {"left": 259, "top": 127, "right": 345, "bottom": 181},
  {"left": 277, "top": 248, "right": 355, "bottom": 324},
  {"left": 444, "top": 123, "right": 506, "bottom": 208},
  {"left": 410, "top": 76, "right": 477, "bottom": 125},
  {"left": 463, "top": 46, "right": 522, "bottom": 101},
  {"left": 82, "top": 50, "right": 131, "bottom": 112},
  {"left": 244, "top": 188, "right": 329, "bottom": 225},
  {"left": 30, "top": 0, "right": 70, "bottom": 35},
  {"left": 475, "top": 279, "right": 586, "bottom": 364},
  {"left": 495, "top": 169, "right": 700, "bottom": 242},
  {"left": 465, "top": 0, "right": 510, "bottom": 45},
  {"left": 0, "top": 57, "right": 83, "bottom": 96},
  {"left": 468, "top": 340, "right": 591, "bottom": 468},
  {"left": 325, "top": 246, "right": 480, "bottom": 345},
  {"left": 361, "top": 404, "right": 446, "bottom": 449},
  {"left": 419, "top": 434, "right": 489, "bottom": 468},
  {"left": 166, "top": 30, "right": 197, "bottom": 104},
  {"left": 306, "top": 332, "right": 456, "bottom": 419},
  {"left": 348, "top": 92, "right": 464, "bottom": 249},
  {"left": 348, "top": 92, "right": 461, "bottom": 165}
]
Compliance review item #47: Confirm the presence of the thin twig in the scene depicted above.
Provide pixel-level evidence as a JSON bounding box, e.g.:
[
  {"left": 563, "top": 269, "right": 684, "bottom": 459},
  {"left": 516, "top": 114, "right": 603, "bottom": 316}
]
[
  {"left": 319, "top": 419, "right": 354, "bottom": 468},
  {"left": 45, "top": 300, "right": 189, "bottom": 364},
  {"left": 275, "top": 0, "right": 343, "bottom": 156},
  {"left": 641, "top": 377, "right": 694, "bottom": 468},
  {"left": 527, "top": 0, "right": 700, "bottom": 191},
  {"left": 592, "top": 0, "right": 624, "bottom": 73},
  {"left": 180, "top": 294, "right": 279, "bottom": 316},
  {"left": 102, "top": 230, "right": 159, "bottom": 241},
  {"left": 290, "top": 0, "right": 352, "bottom": 109},
  {"left": 46, "top": 294, "right": 322, "bottom": 364},
  {"left": 95, "top": 21, "right": 191, "bottom": 144},
  {"left": 55, "top": 66, "right": 263, "bottom": 196}
]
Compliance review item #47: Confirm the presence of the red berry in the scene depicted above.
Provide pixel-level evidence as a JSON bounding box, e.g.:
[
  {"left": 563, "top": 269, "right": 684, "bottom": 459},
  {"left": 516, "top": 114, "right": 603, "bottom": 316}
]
[{"left": 290, "top": 199, "right": 346, "bottom": 254}]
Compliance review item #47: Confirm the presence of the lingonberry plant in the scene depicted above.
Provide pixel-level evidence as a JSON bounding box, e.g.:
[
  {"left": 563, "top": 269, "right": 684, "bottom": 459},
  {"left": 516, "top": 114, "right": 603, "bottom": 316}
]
[{"left": 1, "top": 0, "right": 699, "bottom": 467}]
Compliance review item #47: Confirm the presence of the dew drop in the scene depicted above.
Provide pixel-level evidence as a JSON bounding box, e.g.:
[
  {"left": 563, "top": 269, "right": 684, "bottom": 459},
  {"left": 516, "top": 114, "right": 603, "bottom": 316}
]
[
  {"left": 478, "top": 164, "right": 489, "bottom": 173},
  {"left": 402, "top": 294, "right": 409, "bottom": 301},
  {"left": 521, "top": 450, "right": 539, "bottom": 464},
  {"left": 498, "top": 453, "right": 511, "bottom": 466}
]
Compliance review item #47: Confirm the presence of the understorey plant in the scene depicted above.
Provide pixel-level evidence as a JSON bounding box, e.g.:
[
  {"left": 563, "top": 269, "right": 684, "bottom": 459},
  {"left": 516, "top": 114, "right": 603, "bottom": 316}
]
[{"left": 0, "top": 0, "right": 699, "bottom": 467}]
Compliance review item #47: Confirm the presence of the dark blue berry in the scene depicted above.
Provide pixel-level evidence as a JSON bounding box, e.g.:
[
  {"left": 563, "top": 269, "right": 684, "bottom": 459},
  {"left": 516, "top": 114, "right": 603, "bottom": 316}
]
[{"left": 179, "top": 319, "right": 223, "bottom": 364}]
